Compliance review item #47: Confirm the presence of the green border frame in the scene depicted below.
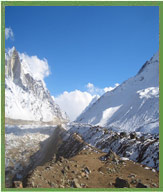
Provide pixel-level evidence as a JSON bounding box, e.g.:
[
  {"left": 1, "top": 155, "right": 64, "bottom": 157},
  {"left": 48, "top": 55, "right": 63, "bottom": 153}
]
[{"left": 1, "top": 1, "right": 162, "bottom": 192}]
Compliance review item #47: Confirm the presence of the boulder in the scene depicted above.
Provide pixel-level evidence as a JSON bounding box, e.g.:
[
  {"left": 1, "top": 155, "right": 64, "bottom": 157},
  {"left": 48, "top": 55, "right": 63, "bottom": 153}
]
[
  {"left": 99, "top": 150, "right": 119, "bottom": 163},
  {"left": 13, "top": 181, "right": 23, "bottom": 188},
  {"left": 81, "top": 172, "right": 86, "bottom": 177},
  {"left": 136, "top": 182, "right": 148, "bottom": 188},
  {"left": 140, "top": 136, "right": 145, "bottom": 142},
  {"left": 120, "top": 132, "right": 127, "bottom": 138},
  {"left": 61, "top": 169, "right": 65, "bottom": 175},
  {"left": 104, "top": 128, "right": 108, "bottom": 134},
  {"left": 130, "top": 132, "right": 137, "bottom": 139},
  {"left": 98, "top": 166, "right": 106, "bottom": 173},
  {"left": 130, "top": 179, "right": 137, "bottom": 184},
  {"left": 65, "top": 166, "right": 70, "bottom": 171},
  {"left": 152, "top": 183, "right": 157, "bottom": 187},
  {"left": 59, "top": 156, "right": 65, "bottom": 163},
  {"left": 83, "top": 167, "right": 91, "bottom": 174},
  {"left": 128, "top": 173, "right": 136, "bottom": 178},
  {"left": 115, "top": 177, "right": 130, "bottom": 188},
  {"left": 109, "top": 150, "right": 119, "bottom": 163},
  {"left": 71, "top": 179, "right": 81, "bottom": 188}
]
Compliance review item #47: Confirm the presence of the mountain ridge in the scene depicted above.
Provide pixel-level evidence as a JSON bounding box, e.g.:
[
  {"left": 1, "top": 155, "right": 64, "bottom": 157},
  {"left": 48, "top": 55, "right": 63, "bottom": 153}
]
[
  {"left": 5, "top": 47, "right": 68, "bottom": 124},
  {"left": 76, "top": 52, "right": 159, "bottom": 134}
]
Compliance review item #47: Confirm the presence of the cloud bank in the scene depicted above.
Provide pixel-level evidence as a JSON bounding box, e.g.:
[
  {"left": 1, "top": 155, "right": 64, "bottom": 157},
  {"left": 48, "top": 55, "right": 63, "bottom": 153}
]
[
  {"left": 86, "top": 83, "right": 104, "bottom": 95},
  {"left": 6, "top": 47, "right": 119, "bottom": 122},
  {"left": 55, "top": 83, "right": 119, "bottom": 121},
  {"left": 5, "top": 27, "right": 14, "bottom": 40},
  {"left": 55, "top": 90, "right": 93, "bottom": 121},
  {"left": 19, "top": 53, "right": 50, "bottom": 80},
  {"left": 6, "top": 47, "right": 50, "bottom": 81},
  {"left": 86, "top": 82, "right": 119, "bottom": 95}
]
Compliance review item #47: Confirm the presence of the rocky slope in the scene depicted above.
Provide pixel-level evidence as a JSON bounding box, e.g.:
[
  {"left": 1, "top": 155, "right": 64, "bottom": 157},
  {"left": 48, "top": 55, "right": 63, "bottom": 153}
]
[
  {"left": 76, "top": 52, "right": 159, "bottom": 134},
  {"left": 5, "top": 47, "right": 68, "bottom": 123},
  {"left": 66, "top": 123, "right": 159, "bottom": 171},
  {"left": 22, "top": 125, "right": 159, "bottom": 188},
  {"left": 24, "top": 149, "right": 159, "bottom": 188},
  {"left": 5, "top": 51, "right": 159, "bottom": 189}
]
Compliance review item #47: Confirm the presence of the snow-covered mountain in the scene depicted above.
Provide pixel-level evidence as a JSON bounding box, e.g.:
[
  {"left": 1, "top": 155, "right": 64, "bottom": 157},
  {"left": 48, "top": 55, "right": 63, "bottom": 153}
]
[
  {"left": 65, "top": 123, "right": 159, "bottom": 170},
  {"left": 75, "top": 95, "right": 100, "bottom": 120},
  {"left": 5, "top": 47, "right": 68, "bottom": 124},
  {"left": 76, "top": 52, "right": 159, "bottom": 134}
]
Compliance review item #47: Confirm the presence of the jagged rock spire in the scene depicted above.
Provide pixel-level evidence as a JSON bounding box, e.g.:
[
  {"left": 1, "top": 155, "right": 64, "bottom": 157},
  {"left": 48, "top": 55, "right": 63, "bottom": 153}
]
[
  {"left": 5, "top": 47, "right": 69, "bottom": 123},
  {"left": 13, "top": 46, "right": 16, "bottom": 51},
  {"left": 8, "top": 47, "right": 22, "bottom": 85}
]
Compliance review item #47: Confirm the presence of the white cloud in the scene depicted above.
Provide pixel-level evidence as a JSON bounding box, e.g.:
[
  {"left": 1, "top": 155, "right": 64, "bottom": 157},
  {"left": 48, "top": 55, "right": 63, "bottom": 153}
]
[
  {"left": 86, "top": 82, "right": 104, "bottom": 95},
  {"left": 55, "top": 83, "right": 119, "bottom": 122},
  {"left": 87, "top": 83, "right": 94, "bottom": 89},
  {"left": 5, "top": 27, "right": 14, "bottom": 40},
  {"left": 86, "top": 82, "right": 119, "bottom": 95},
  {"left": 104, "top": 83, "right": 119, "bottom": 92},
  {"left": 19, "top": 52, "right": 50, "bottom": 80},
  {"left": 55, "top": 90, "right": 94, "bottom": 121},
  {"left": 6, "top": 47, "right": 50, "bottom": 80}
]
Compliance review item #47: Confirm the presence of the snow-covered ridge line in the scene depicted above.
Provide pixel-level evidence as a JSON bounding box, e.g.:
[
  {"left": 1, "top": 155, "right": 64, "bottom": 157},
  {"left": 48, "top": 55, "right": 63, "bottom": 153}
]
[
  {"left": 76, "top": 52, "right": 159, "bottom": 134},
  {"left": 66, "top": 123, "right": 159, "bottom": 170}
]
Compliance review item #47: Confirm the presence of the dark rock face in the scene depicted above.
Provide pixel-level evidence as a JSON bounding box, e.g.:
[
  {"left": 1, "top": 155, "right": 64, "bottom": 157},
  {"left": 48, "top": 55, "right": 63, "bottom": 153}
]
[
  {"left": 130, "top": 132, "right": 136, "bottom": 139},
  {"left": 140, "top": 136, "right": 145, "bottom": 142},
  {"left": 68, "top": 124, "right": 159, "bottom": 171},
  {"left": 12, "top": 49, "right": 21, "bottom": 83},
  {"left": 115, "top": 177, "right": 130, "bottom": 188},
  {"left": 136, "top": 182, "right": 148, "bottom": 188},
  {"left": 56, "top": 133, "right": 85, "bottom": 159},
  {"left": 6, "top": 47, "right": 23, "bottom": 86},
  {"left": 120, "top": 132, "right": 127, "bottom": 138}
]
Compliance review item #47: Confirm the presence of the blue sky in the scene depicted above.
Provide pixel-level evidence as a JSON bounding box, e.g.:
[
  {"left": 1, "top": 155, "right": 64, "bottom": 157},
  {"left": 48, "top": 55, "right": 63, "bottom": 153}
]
[
  {"left": 5, "top": 6, "right": 159, "bottom": 95},
  {"left": 5, "top": 6, "right": 159, "bottom": 120}
]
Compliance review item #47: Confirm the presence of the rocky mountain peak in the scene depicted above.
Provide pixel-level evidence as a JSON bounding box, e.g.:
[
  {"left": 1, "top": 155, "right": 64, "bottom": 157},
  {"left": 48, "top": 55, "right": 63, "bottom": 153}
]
[
  {"left": 5, "top": 47, "right": 69, "bottom": 124},
  {"left": 6, "top": 47, "right": 22, "bottom": 86},
  {"left": 76, "top": 52, "right": 159, "bottom": 134},
  {"left": 138, "top": 51, "right": 159, "bottom": 75}
]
